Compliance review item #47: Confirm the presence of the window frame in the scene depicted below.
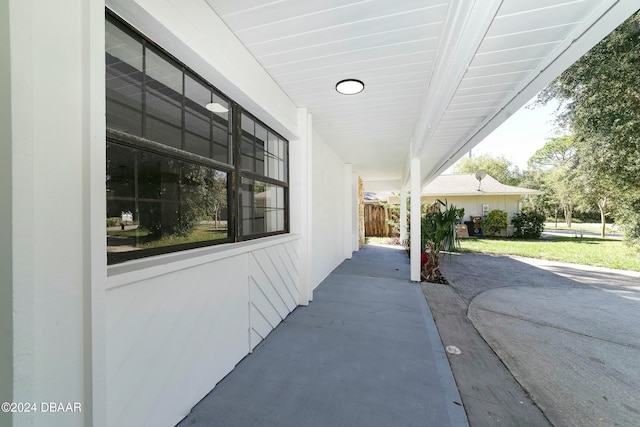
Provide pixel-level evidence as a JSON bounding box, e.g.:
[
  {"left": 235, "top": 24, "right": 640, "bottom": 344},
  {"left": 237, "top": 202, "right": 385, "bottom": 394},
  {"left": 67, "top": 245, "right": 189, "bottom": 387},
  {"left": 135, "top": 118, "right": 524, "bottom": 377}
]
[
  {"left": 233, "top": 107, "right": 290, "bottom": 241},
  {"left": 106, "top": 10, "right": 289, "bottom": 265}
]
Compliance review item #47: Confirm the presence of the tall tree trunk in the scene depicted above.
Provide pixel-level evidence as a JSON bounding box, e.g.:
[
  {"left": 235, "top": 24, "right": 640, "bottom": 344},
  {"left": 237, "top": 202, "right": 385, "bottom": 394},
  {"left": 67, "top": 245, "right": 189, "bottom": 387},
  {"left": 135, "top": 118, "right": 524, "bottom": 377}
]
[
  {"left": 563, "top": 203, "right": 573, "bottom": 228},
  {"left": 598, "top": 198, "right": 607, "bottom": 238}
]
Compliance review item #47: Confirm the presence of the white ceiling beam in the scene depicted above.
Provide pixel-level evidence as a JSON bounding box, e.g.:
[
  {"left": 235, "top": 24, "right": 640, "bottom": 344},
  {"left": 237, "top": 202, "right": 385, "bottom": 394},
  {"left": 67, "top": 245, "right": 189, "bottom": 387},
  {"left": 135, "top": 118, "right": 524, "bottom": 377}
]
[{"left": 401, "top": 0, "right": 503, "bottom": 189}]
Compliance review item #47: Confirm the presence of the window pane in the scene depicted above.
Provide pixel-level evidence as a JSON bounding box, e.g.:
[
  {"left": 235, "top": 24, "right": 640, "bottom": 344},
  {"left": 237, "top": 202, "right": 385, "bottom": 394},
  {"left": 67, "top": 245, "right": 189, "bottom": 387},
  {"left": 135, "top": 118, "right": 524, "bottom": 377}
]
[
  {"left": 146, "top": 48, "right": 182, "bottom": 93},
  {"left": 212, "top": 126, "right": 229, "bottom": 164},
  {"left": 240, "top": 178, "right": 286, "bottom": 236},
  {"left": 255, "top": 124, "right": 266, "bottom": 176},
  {"left": 145, "top": 49, "right": 182, "bottom": 148},
  {"left": 211, "top": 93, "right": 230, "bottom": 125},
  {"left": 241, "top": 113, "right": 254, "bottom": 135},
  {"left": 184, "top": 75, "right": 211, "bottom": 157},
  {"left": 106, "top": 143, "right": 136, "bottom": 203},
  {"left": 281, "top": 139, "right": 288, "bottom": 181},
  {"left": 240, "top": 114, "right": 255, "bottom": 171},
  {"left": 209, "top": 91, "right": 230, "bottom": 164},
  {"left": 106, "top": 142, "right": 229, "bottom": 260},
  {"left": 266, "top": 132, "right": 279, "bottom": 180},
  {"left": 106, "top": 21, "right": 143, "bottom": 136},
  {"left": 241, "top": 136, "right": 254, "bottom": 171}
]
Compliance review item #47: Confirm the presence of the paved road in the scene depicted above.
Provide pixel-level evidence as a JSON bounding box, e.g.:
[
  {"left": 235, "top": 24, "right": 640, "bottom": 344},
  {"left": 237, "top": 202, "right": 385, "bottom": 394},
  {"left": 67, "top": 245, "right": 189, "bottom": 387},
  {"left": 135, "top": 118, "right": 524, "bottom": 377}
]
[
  {"left": 542, "top": 229, "right": 624, "bottom": 239},
  {"left": 438, "top": 253, "right": 640, "bottom": 427}
]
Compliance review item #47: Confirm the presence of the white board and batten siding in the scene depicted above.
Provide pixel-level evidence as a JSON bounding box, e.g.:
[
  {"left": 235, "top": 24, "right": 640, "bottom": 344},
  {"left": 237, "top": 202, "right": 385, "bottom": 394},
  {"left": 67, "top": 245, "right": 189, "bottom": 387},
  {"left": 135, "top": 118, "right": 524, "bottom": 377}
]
[
  {"left": 105, "top": 237, "right": 300, "bottom": 427},
  {"left": 249, "top": 242, "right": 300, "bottom": 349}
]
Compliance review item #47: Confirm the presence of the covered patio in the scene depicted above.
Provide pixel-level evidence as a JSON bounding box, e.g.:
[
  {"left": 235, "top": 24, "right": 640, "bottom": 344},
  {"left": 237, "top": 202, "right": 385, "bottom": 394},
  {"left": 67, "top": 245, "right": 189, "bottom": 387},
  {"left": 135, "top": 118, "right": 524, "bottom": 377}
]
[
  {"left": 195, "top": 0, "right": 638, "bottom": 281},
  {"left": 177, "top": 244, "right": 467, "bottom": 427},
  {"left": 2, "top": 1, "right": 638, "bottom": 427}
]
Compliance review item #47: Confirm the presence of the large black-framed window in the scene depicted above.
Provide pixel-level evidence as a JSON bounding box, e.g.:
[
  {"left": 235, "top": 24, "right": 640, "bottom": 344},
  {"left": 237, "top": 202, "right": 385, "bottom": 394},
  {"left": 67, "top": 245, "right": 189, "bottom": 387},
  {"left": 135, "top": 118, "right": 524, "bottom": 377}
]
[{"left": 106, "top": 10, "right": 289, "bottom": 265}]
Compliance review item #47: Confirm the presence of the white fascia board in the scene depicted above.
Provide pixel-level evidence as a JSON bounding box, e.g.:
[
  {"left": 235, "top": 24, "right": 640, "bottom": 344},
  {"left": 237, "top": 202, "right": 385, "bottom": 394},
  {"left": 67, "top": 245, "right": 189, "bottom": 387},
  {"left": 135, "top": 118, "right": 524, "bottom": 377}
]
[{"left": 107, "top": 0, "right": 299, "bottom": 140}]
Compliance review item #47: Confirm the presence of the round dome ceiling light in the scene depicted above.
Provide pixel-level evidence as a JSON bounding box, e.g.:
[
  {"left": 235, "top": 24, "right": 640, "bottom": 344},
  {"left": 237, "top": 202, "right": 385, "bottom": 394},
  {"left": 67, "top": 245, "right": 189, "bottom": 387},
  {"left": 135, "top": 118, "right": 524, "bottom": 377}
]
[{"left": 336, "top": 79, "right": 364, "bottom": 95}]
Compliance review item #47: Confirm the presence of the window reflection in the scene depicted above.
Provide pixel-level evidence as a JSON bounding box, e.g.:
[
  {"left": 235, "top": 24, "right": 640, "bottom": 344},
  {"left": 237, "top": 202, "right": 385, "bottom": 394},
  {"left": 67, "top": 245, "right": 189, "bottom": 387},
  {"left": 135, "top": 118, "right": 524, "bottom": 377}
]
[
  {"left": 106, "top": 20, "right": 143, "bottom": 136},
  {"left": 106, "top": 143, "right": 229, "bottom": 259},
  {"left": 241, "top": 178, "right": 286, "bottom": 236},
  {"left": 240, "top": 113, "right": 287, "bottom": 181},
  {"left": 105, "top": 21, "right": 231, "bottom": 161}
]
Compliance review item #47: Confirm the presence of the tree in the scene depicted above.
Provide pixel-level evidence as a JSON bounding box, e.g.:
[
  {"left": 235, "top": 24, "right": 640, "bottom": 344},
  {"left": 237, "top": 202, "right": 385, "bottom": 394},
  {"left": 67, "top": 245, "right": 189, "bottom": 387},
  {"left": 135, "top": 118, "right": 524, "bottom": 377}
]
[
  {"left": 536, "top": 11, "right": 640, "bottom": 246},
  {"left": 527, "top": 135, "right": 576, "bottom": 170},
  {"left": 520, "top": 168, "right": 556, "bottom": 218},
  {"left": 454, "top": 154, "right": 522, "bottom": 186},
  {"left": 572, "top": 150, "right": 622, "bottom": 238},
  {"left": 527, "top": 136, "right": 580, "bottom": 227}
]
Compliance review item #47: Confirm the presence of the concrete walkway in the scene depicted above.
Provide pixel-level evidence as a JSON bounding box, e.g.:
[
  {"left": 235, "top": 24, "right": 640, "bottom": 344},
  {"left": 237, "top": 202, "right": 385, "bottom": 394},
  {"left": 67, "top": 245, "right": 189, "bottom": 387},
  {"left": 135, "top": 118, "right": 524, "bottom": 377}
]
[{"left": 177, "top": 245, "right": 468, "bottom": 427}]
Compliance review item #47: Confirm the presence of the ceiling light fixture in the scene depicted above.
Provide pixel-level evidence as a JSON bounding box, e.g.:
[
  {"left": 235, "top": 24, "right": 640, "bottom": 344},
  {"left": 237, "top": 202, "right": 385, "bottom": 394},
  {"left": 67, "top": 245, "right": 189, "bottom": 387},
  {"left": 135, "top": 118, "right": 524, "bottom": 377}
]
[
  {"left": 336, "top": 79, "right": 364, "bottom": 95},
  {"left": 205, "top": 102, "right": 229, "bottom": 113}
]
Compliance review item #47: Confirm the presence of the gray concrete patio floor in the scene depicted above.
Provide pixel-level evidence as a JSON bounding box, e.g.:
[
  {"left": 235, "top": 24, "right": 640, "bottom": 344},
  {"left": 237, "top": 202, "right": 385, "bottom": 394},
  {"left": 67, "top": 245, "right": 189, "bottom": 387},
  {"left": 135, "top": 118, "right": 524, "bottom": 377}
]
[{"left": 177, "top": 244, "right": 468, "bottom": 427}]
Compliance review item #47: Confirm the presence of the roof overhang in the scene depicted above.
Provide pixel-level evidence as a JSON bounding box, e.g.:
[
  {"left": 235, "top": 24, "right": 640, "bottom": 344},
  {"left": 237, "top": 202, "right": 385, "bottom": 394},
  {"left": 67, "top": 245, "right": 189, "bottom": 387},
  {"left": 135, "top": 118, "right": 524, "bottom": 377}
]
[
  {"left": 109, "top": 0, "right": 639, "bottom": 191},
  {"left": 409, "top": 0, "right": 639, "bottom": 189}
]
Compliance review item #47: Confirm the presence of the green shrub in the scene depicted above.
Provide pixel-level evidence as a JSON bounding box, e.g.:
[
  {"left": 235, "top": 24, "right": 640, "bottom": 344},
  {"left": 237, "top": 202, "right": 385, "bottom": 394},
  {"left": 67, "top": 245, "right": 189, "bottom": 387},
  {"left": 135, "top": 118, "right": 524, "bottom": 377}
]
[
  {"left": 106, "top": 217, "right": 121, "bottom": 227},
  {"left": 483, "top": 210, "right": 507, "bottom": 236},
  {"left": 512, "top": 209, "right": 545, "bottom": 239}
]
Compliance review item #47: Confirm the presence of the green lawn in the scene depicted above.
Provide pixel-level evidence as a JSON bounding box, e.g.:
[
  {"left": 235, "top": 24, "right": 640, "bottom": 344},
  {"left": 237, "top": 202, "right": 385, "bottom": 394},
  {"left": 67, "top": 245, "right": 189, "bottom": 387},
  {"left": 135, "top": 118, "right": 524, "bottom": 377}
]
[
  {"left": 459, "top": 237, "right": 640, "bottom": 272},
  {"left": 107, "top": 227, "right": 227, "bottom": 248},
  {"left": 140, "top": 230, "right": 228, "bottom": 248}
]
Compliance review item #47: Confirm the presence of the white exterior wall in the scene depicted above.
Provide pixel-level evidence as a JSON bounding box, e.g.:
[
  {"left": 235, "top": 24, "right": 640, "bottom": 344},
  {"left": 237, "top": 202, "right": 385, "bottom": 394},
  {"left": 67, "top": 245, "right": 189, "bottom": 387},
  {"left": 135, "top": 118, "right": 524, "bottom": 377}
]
[
  {"left": 105, "top": 237, "right": 299, "bottom": 427},
  {"left": 352, "top": 174, "right": 361, "bottom": 252},
  {"left": 423, "top": 195, "right": 523, "bottom": 222},
  {"left": 311, "top": 130, "right": 351, "bottom": 289},
  {"left": 5, "top": 0, "right": 104, "bottom": 426},
  {"left": 3, "top": 1, "right": 356, "bottom": 426}
]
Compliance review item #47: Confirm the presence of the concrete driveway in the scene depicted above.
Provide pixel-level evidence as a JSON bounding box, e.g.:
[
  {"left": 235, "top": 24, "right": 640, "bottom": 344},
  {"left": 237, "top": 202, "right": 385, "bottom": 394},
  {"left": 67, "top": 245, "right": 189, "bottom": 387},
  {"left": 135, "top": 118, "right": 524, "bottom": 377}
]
[{"left": 437, "top": 253, "right": 640, "bottom": 427}]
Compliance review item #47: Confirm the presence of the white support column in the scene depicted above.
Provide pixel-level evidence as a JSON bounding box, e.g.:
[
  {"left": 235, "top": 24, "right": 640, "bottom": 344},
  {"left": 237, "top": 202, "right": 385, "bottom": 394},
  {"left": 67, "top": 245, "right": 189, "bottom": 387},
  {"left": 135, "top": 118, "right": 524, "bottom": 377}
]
[
  {"left": 410, "top": 158, "right": 422, "bottom": 282},
  {"left": 352, "top": 173, "right": 360, "bottom": 252},
  {"left": 344, "top": 164, "right": 353, "bottom": 259},
  {"left": 400, "top": 189, "right": 407, "bottom": 244},
  {"left": 7, "top": 1, "right": 105, "bottom": 425},
  {"left": 290, "top": 108, "right": 313, "bottom": 305}
]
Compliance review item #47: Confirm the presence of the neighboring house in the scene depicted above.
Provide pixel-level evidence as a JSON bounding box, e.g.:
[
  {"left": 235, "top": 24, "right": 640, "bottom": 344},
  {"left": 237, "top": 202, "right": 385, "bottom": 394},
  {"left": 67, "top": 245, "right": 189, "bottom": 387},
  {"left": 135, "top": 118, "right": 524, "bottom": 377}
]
[{"left": 422, "top": 173, "right": 542, "bottom": 235}]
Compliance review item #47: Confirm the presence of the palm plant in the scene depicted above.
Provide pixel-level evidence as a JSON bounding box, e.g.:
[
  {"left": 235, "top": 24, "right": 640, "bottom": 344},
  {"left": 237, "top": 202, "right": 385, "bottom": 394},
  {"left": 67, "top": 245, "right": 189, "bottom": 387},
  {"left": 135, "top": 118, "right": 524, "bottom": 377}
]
[{"left": 422, "top": 200, "right": 464, "bottom": 282}]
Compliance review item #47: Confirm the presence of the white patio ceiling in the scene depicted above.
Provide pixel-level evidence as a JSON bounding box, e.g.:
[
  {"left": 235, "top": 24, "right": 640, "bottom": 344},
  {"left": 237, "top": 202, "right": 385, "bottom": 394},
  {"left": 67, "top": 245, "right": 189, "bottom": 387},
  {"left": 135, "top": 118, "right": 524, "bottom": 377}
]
[{"left": 204, "top": 0, "right": 638, "bottom": 190}]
